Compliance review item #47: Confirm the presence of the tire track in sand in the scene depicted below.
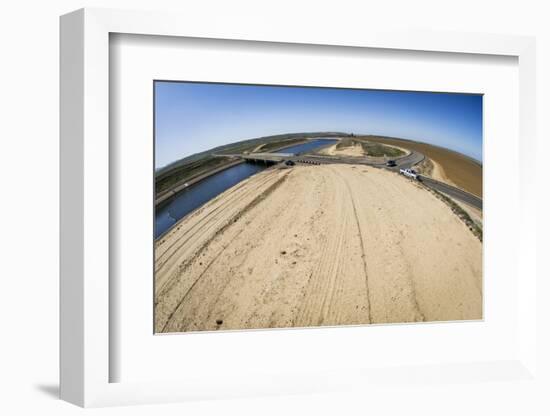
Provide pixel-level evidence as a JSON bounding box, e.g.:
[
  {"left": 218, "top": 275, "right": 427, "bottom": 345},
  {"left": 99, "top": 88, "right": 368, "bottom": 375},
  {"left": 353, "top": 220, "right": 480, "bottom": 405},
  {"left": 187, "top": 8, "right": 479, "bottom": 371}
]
[
  {"left": 161, "top": 166, "right": 324, "bottom": 332},
  {"left": 336, "top": 168, "right": 373, "bottom": 324},
  {"left": 157, "top": 171, "right": 290, "bottom": 331},
  {"left": 155, "top": 171, "right": 281, "bottom": 291},
  {"left": 155, "top": 171, "right": 286, "bottom": 297},
  {"left": 293, "top": 165, "right": 371, "bottom": 327}
]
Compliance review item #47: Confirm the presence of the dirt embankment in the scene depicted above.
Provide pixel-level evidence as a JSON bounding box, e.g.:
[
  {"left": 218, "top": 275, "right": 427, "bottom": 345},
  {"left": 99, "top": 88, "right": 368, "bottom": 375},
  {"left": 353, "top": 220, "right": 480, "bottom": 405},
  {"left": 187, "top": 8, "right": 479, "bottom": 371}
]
[
  {"left": 155, "top": 165, "right": 482, "bottom": 333},
  {"left": 415, "top": 157, "right": 457, "bottom": 187},
  {"left": 360, "top": 136, "right": 482, "bottom": 197}
]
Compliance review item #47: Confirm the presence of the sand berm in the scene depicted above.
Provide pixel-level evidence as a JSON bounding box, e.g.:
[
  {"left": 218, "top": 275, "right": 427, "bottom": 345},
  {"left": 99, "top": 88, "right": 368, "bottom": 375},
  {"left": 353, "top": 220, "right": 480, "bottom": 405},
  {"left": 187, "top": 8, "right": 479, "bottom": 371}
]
[{"left": 155, "top": 164, "right": 482, "bottom": 333}]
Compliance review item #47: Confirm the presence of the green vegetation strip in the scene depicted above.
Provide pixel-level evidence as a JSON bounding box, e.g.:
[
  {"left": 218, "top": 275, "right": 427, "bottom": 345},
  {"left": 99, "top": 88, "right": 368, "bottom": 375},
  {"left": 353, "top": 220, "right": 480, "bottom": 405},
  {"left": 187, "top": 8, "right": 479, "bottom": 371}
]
[{"left": 360, "top": 141, "right": 404, "bottom": 157}]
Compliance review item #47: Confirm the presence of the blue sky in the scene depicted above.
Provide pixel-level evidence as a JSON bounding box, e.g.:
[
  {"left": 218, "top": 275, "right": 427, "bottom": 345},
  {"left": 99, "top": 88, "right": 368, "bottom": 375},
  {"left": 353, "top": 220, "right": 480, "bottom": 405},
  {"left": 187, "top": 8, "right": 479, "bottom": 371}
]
[{"left": 155, "top": 81, "right": 482, "bottom": 168}]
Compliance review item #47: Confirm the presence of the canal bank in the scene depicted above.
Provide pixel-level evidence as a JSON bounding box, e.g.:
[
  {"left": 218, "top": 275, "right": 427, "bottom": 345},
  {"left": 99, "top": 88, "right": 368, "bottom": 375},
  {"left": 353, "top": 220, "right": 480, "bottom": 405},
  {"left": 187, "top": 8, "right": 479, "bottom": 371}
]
[
  {"left": 155, "top": 159, "right": 243, "bottom": 206},
  {"left": 155, "top": 138, "right": 338, "bottom": 238}
]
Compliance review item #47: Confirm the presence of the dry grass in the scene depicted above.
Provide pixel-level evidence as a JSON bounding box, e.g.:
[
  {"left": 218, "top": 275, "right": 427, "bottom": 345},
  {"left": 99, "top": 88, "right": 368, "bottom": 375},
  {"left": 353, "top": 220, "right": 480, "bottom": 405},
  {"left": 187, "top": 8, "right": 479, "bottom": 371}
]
[
  {"left": 415, "top": 157, "right": 434, "bottom": 176},
  {"left": 359, "top": 136, "right": 482, "bottom": 197}
]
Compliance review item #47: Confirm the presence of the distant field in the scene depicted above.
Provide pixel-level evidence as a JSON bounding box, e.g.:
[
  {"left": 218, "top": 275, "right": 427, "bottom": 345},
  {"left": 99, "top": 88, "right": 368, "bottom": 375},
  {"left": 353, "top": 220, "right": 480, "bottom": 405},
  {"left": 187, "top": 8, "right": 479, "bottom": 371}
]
[
  {"left": 360, "top": 136, "right": 482, "bottom": 197},
  {"left": 359, "top": 141, "right": 405, "bottom": 158}
]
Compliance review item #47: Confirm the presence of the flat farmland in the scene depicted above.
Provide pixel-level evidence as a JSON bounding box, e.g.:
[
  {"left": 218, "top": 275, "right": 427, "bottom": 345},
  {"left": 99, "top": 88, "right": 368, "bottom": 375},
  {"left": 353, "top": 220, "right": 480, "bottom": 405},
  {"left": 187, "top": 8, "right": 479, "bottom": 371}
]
[{"left": 360, "top": 136, "right": 482, "bottom": 197}]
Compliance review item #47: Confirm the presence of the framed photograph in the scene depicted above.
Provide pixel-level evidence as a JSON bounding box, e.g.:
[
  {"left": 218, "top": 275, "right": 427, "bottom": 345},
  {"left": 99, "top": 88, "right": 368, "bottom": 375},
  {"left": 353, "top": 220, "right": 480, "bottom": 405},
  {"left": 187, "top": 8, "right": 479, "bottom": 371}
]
[
  {"left": 153, "top": 81, "right": 484, "bottom": 334},
  {"left": 60, "top": 8, "right": 538, "bottom": 407}
]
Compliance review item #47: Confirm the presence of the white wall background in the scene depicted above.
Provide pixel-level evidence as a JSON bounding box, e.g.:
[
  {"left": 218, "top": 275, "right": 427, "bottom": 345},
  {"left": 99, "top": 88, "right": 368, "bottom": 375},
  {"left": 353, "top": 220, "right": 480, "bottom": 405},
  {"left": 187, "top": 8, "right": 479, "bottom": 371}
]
[{"left": 0, "top": 0, "right": 548, "bottom": 414}]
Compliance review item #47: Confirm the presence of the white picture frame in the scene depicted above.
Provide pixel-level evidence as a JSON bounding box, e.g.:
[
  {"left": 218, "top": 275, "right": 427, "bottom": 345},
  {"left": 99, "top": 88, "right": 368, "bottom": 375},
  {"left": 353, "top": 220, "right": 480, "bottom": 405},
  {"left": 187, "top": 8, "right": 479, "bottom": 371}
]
[{"left": 60, "top": 8, "right": 538, "bottom": 408}]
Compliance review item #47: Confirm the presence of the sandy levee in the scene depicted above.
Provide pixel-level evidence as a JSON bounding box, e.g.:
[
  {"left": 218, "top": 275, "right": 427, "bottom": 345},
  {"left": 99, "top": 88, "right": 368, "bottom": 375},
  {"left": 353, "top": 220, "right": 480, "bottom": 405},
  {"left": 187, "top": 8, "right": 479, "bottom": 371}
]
[
  {"left": 318, "top": 142, "right": 364, "bottom": 157},
  {"left": 155, "top": 165, "right": 482, "bottom": 333}
]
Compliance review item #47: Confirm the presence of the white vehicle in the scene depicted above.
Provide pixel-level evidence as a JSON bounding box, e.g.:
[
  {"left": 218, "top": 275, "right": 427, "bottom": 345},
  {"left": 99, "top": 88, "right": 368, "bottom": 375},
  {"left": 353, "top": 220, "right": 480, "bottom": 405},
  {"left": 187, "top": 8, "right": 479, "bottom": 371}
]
[{"left": 399, "top": 168, "right": 418, "bottom": 179}]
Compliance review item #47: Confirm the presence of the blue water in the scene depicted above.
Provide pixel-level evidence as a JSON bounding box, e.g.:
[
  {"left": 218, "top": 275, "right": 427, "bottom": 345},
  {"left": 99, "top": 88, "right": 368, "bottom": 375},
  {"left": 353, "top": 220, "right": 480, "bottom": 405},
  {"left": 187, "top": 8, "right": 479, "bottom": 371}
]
[
  {"left": 155, "top": 138, "right": 336, "bottom": 238},
  {"left": 155, "top": 163, "right": 265, "bottom": 238},
  {"left": 278, "top": 138, "right": 336, "bottom": 155}
]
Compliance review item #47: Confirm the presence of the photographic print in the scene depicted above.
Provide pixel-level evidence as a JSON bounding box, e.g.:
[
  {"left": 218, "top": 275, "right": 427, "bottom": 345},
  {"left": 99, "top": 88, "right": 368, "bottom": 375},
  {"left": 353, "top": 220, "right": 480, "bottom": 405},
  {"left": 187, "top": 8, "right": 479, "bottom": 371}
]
[{"left": 154, "top": 81, "right": 482, "bottom": 333}]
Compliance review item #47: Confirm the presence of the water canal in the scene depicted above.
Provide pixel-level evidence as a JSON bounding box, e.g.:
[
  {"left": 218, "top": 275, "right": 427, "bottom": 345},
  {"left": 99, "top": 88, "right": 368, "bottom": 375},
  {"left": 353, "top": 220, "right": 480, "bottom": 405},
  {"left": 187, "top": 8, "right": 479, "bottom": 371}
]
[{"left": 155, "top": 138, "right": 337, "bottom": 238}]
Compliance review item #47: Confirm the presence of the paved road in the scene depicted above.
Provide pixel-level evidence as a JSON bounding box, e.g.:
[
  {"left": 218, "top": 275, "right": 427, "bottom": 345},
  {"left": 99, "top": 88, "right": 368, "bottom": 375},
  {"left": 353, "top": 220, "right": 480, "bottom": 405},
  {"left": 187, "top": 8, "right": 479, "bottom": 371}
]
[
  {"left": 391, "top": 151, "right": 425, "bottom": 169},
  {"left": 298, "top": 150, "right": 424, "bottom": 168},
  {"left": 418, "top": 176, "right": 482, "bottom": 210},
  {"left": 294, "top": 151, "right": 482, "bottom": 210},
  {"left": 216, "top": 148, "right": 482, "bottom": 210}
]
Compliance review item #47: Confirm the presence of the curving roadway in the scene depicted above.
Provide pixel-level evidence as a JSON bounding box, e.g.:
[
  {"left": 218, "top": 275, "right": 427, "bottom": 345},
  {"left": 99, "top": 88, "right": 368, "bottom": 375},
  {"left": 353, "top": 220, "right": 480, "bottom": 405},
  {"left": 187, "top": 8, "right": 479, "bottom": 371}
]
[{"left": 296, "top": 149, "right": 482, "bottom": 210}]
